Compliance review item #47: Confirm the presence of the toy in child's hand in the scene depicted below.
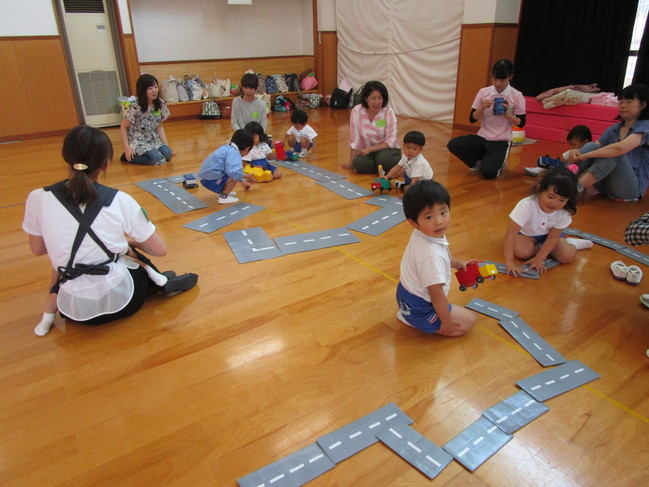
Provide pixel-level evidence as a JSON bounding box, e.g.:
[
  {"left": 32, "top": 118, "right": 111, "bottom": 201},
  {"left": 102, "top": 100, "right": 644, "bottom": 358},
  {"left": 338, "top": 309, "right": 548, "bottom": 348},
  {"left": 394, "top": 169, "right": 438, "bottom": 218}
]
[
  {"left": 182, "top": 173, "right": 198, "bottom": 189},
  {"left": 493, "top": 97, "right": 506, "bottom": 115},
  {"left": 244, "top": 165, "right": 273, "bottom": 182},
  {"left": 455, "top": 260, "right": 497, "bottom": 291},
  {"left": 285, "top": 150, "right": 300, "bottom": 161}
]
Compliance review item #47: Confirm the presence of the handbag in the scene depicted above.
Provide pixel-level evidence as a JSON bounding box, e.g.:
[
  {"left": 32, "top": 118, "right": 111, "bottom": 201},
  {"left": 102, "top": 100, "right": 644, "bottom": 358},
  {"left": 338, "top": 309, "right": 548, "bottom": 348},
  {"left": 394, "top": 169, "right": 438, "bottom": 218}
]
[
  {"left": 199, "top": 99, "right": 221, "bottom": 119},
  {"left": 330, "top": 88, "right": 352, "bottom": 109},
  {"left": 300, "top": 74, "right": 318, "bottom": 91},
  {"left": 353, "top": 85, "right": 364, "bottom": 107},
  {"left": 161, "top": 77, "right": 179, "bottom": 102},
  {"left": 265, "top": 76, "right": 278, "bottom": 94}
]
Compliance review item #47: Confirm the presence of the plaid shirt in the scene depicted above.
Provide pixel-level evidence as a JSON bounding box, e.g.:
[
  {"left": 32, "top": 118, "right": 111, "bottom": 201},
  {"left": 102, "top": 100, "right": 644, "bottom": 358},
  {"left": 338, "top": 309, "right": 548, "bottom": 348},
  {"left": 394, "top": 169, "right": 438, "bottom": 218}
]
[{"left": 624, "top": 211, "right": 649, "bottom": 246}]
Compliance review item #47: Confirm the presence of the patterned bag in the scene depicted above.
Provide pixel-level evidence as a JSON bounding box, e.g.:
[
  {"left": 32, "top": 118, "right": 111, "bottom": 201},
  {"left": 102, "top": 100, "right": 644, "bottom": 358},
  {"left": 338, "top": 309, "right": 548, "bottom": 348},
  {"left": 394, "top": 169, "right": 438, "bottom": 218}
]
[
  {"left": 272, "top": 75, "right": 289, "bottom": 93},
  {"left": 176, "top": 80, "right": 189, "bottom": 102},
  {"left": 256, "top": 73, "right": 266, "bottom": 94},
  {"left": 199, "top": 99, "right": 221, "bottom": 119},
  {"left": 284, "top": 73, "right": 298, "bottom": 92},
  {"left": 265, "top": 76, "right": 278, "bottom": 94}
]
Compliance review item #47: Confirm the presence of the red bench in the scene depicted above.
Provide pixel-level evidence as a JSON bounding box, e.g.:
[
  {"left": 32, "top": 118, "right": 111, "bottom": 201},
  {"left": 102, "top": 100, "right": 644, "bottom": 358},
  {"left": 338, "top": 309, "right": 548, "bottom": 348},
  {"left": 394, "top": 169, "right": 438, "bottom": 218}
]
[{"left": 524, "top": 96, "right": 619, "bottom": 143}]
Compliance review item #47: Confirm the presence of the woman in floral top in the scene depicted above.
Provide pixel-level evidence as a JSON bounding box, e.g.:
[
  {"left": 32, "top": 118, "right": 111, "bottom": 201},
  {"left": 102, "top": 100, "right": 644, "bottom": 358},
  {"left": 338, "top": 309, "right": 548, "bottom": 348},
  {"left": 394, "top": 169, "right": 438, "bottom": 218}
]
[{"left": 120, "top": 74, "right": 173, "bottom": 165}]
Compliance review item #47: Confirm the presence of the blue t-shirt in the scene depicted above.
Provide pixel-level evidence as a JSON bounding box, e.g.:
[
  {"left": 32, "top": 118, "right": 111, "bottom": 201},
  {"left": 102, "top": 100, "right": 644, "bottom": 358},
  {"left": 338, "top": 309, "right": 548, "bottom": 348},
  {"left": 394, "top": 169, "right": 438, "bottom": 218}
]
[{"left": 598, "top": 119, "right": 649, "bottom": 196}]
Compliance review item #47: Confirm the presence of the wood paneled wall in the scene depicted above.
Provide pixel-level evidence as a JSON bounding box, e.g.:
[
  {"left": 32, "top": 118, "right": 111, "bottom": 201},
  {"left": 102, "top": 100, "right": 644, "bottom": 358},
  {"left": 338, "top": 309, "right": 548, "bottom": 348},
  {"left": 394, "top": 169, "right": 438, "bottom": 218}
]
[
  {"left": 139, "top": 56, "right": 316, "bottom": 90},
  {"left": 453, "top": 23, "right": 519, "bottom": 131},
  {"left": 0, "top": 37, "right": 79, "bottom": 142},
  {"left": 316, "top": 31, "right": 338, "bottom": 97}
]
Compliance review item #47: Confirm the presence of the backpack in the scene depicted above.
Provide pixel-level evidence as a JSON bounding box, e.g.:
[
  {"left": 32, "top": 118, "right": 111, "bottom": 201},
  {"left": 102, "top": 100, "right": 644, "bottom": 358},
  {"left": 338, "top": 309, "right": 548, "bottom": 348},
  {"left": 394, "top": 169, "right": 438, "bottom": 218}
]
[
  {"left": 265, "top": 76, "right": 278, "bottom": 94},
  {"left": 330, "top": 88, "right": 352, "bottom": 109},
  {"left": 284, "top": 73, "right": 298, "bottom": 92},
  {"left": 199, "top": 99, "right": 221, "bottom": 119},
  {"left": 272, "top": 75, "right": 289, "bottom": 93}
]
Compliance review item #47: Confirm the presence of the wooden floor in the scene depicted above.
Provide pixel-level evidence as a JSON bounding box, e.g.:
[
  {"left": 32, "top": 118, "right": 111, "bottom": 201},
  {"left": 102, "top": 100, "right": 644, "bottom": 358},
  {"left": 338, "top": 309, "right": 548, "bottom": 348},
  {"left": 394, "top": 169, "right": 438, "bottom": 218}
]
[{"left": 1, "top": 109, "right": 648, "bottom": 487}]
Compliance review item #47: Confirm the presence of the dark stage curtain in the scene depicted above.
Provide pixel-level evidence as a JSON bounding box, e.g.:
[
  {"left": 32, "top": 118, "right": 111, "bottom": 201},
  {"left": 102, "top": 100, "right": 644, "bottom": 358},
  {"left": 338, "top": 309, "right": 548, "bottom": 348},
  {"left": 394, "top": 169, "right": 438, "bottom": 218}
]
[{"left": 514, "top": 0, "right": 638, "bottom": 97}]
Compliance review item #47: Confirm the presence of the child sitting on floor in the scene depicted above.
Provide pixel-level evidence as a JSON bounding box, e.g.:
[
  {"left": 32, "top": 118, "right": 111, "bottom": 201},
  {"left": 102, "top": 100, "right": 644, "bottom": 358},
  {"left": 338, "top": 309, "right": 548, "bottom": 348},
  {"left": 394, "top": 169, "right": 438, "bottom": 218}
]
[
  {"left": 505, "top": 166, "right": 593, "bottom": 277},
  {"left": 525, "top": 125, "right": 592, "bottom": 176},
  {"left": 384, "top": 130, "right": 433, "bottom": 190},
  {"left": 198, "top": 129, "right": 256, "bottom": 204},
  {"left": 283, "top": 109, "right": 317, "bottom": 157},
  {"left": 243, "top": 121, "right": 282, "bottom": 180},
  {"left": 396, "top": 180, "right": 477, "bottom": 336}
]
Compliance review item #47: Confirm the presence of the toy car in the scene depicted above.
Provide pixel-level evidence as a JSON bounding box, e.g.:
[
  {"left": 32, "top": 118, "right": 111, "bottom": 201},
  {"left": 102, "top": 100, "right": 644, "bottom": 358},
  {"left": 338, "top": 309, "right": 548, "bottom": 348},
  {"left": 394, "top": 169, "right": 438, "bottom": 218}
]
[
  {"left": 537, "top": 155, "right": 563, "bottom": 168},
  {"left": 244, "top": 165, "right": 273, "bottom": 182},
  {"left": 371, "top": 177, "right": 392, "bottom": 193},
  {"left": 455, "top": 260, "right": 498, "bottom": 291},
  {"left": 182, "top": 173, "right": 198, "bottom": 189}
]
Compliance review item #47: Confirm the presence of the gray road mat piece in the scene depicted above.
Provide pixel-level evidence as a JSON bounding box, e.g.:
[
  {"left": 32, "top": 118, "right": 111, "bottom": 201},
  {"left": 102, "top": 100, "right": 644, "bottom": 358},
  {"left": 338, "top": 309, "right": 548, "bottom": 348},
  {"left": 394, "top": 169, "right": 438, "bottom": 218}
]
[
  {"left": 223, "top": 227, "right": 282, "bottom": 263},
  {"left": 315, "top": 179, "right": 375, "bottom": 199},
  {"left": 376, "top": 421, "right": 453, "bottom": 479},
  {"left": 274, "top": 228, "right": 360, "bottom": 254},
  {"left": 316, "top": 403, "right": 413, "bottom": 464},
  {"left": 498, "top": 316, "right": 567, "bottom": 367},
  {"left": 135, "top": 178, "right": 208, "bottom": 213},
  {"left": 443, "top": 416, "right": 512, "bottom": 472},
  {"left": 465, "top": 298, "right": 520, "bottom": 320},
  {"left": 183, "top": 203, "right": 265, "bottom": 234},
  {"left": 275, "top": 160, "right": 345, "bottom": 181},
  {"left": 347, "top": 207, "right": 406, "bottom": 236},
  {"left": 516, "top": 360, "right": 600, "bottom": 402},
  {"left": 238, "top": 442, "right": 334, "bottom": 487},
  {"left": 482, "top": 390, "right": 549, "bottom": 434}
]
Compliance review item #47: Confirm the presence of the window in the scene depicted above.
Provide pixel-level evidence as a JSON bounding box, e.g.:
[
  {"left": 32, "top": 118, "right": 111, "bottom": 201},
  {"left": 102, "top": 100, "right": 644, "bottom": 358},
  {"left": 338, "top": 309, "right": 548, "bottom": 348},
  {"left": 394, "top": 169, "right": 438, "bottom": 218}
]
[{"left": 624, "top": 0, "right": 649, "bottom": 86}]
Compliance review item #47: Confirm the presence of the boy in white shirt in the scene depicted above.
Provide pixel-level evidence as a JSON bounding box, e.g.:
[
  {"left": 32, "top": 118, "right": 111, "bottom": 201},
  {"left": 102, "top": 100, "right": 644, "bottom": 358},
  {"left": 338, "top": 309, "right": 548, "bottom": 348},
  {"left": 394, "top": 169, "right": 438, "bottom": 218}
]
[
  {"left": 284, "top": 109, "right": 317, "bottom": 157},
  {"left": 396, "top": 180, "right": 476, "bottom": 336},
  {"left": 385, "top": 131, "right": 433, "bottom": 190}
]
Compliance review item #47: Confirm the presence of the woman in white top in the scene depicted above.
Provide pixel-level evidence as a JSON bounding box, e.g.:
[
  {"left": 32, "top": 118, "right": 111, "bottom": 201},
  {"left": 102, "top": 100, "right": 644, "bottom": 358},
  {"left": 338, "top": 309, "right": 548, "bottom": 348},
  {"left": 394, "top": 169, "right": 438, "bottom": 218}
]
[
  {"left": 342, "top": 80, "right": 401, "bottom": 174},
  {"left": 23, "top": 125, "right": 197, "bottom": 332}
]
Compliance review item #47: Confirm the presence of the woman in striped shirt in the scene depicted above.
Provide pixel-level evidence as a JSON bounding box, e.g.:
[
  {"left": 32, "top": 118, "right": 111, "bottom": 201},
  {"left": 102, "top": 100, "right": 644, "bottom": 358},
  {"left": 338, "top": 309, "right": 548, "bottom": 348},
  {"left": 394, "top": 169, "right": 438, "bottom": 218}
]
[{"left": 342, "top": 80, "right": 401, "bottom": 174}]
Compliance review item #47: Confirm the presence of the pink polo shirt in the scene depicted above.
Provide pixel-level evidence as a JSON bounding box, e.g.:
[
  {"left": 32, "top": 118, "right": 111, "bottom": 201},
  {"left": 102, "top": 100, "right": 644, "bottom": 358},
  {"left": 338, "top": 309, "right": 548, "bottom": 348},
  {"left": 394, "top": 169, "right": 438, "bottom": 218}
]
[
  {"left": 349, "top": 104, "right": 400, "bottom": 150},
  {"left": 472, "top": 84, "right": 526, "bottom": 141}
]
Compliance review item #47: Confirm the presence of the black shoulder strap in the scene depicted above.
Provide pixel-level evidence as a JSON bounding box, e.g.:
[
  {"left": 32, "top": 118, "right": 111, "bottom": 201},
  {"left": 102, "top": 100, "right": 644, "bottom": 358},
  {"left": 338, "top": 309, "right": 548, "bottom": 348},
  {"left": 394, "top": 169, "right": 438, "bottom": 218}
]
[{"left": 45, "top": 180, "right": 119, "bottom": 284}]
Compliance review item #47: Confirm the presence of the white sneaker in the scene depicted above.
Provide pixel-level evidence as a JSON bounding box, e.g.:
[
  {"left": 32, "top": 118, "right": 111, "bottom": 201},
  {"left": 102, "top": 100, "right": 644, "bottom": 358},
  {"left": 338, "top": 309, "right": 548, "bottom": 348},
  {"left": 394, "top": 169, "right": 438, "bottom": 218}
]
[
  {"left": 640, "top": 294, "right": 649, "bottom": 309},
  {"left": 469, "top": 160, "right": 482, "bottom": 172},
  {"left": 299, "top": 150, "right": 309, "bottom": 158},
  {"left": 610, "top": 261, "right": 628, "bottom": 280},
  {"left": 524, "top": 166, "right": 546, "bottom": 176},
  {"left": 626, "top": 265, "right": 643, "bottom": 285},
  {"left": 218, "top": 194, "right": 239, "bottom": 204}
]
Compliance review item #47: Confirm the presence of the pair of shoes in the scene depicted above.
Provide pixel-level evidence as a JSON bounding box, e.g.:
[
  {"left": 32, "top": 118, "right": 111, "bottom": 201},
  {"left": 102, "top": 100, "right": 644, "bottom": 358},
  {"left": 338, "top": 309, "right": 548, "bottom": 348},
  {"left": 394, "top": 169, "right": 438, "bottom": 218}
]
[
  {"left": 218, "top": 194, "right": 239, "bottom": 204},
  {"left": 640, "top": 294, "right": 649, "bottom": 309},
  {"left": 163, "top": 273, "right": 198, "bottom": 296},
  {"left": 524, "top": 166, "right": 546, "bottom": 176},
  {"left": 610, "top": 261, "right": 643, "bottom": 284},
  {"left": 469, "top": 160, "right": 482, "bottom": 172}
]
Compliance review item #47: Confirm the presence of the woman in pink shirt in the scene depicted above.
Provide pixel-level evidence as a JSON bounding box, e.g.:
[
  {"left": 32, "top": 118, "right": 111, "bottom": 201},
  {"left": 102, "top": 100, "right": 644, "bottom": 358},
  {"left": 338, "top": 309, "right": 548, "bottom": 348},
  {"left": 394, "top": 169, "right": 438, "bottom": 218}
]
[
  {"left": 447, "top": 59, "right": 526, "bottom": 179},
  {"left": 342, "top": 80, "right": 402, "bottom": 174}
]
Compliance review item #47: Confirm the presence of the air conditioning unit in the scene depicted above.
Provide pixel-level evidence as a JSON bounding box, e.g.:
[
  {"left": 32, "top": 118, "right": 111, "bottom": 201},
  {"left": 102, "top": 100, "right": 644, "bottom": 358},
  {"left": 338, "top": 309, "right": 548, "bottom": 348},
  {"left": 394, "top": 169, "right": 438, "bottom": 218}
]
[{"left": 58, "top": 0, "right": 125, "bottom": 127}]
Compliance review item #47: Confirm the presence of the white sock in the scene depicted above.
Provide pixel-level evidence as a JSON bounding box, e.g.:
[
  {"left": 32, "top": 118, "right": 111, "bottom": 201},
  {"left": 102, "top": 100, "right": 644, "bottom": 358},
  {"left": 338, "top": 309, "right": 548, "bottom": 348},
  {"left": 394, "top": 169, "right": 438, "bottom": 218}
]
[
  {"left": 34, "top": 312, "right": 56, "bottom": 336},
  {"left": 566, "top": 237, "right": 594, "bottom": 250},
  {"left": 144, "top": 265, "right": 168, "bottom": 286}
]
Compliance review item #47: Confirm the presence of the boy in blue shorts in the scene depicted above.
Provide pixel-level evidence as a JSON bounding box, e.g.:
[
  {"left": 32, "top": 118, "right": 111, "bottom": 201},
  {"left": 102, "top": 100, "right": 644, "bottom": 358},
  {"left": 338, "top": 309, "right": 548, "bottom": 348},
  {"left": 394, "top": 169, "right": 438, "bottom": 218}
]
[
  {"left": 198, "top": 129, "right": 256, "bottom": 204},
  {"left": 396, "top": 180, "right": 477, "bottom": 336}
]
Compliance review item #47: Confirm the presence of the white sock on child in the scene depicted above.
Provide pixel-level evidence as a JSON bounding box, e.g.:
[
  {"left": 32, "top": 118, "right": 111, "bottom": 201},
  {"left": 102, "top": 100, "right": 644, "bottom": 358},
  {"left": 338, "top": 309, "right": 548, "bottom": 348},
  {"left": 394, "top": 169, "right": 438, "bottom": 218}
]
[
  {"left": 566, "top": 237, "right": 594, "bottom": 250},
  {"left": 34, "top": 312, "right": 56, "bottom": 336},
  {"left": 144, "top": 265, "right": 168, "bottom": 286}
]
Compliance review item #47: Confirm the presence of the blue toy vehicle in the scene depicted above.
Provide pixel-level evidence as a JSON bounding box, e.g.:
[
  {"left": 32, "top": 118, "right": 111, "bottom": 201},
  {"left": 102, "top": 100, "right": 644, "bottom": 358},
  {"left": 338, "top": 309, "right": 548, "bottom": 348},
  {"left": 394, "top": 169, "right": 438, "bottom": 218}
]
[
  {"left": 537, "top": 155, "right": 563, "bottom": 168},
  {"left": 182, "top": 173, "right": 198, "bottom": 189}
]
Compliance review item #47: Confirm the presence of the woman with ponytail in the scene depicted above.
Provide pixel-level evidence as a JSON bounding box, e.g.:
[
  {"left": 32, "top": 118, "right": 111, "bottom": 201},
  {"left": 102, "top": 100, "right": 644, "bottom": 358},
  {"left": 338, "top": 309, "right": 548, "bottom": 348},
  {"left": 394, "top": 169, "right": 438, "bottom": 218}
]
[{"left": 23, "top": 125, "right": 197, "bottom": 336}]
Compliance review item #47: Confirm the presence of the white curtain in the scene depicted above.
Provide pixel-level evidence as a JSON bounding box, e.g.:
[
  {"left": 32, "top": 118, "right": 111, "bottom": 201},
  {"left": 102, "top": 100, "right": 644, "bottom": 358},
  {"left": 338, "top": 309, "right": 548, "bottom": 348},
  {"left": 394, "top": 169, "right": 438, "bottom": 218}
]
[{"left": 336, "top": 0, "right": 462, "bottom": 122}]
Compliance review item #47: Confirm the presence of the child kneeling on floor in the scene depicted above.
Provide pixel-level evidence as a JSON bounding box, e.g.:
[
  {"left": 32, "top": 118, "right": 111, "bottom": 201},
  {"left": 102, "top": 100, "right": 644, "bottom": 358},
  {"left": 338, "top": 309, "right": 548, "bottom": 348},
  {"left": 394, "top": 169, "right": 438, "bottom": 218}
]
[
  {"left": 396, "top": 180, "right": 477, "bottom": 336},
  {"left": 283, "top": 109, "right": 317, "bottom": 157},
  {"left": 243, "top": 121, "right": 282, "bottom": 180},
  {"left": 198, "top": 129, "right": 256, "bottom": 204}
]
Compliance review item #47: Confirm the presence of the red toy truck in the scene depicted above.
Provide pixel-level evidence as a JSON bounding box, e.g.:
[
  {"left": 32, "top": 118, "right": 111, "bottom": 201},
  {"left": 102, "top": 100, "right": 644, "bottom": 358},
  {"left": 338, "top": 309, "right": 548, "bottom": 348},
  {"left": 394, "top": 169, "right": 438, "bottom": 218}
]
[{"left": 455, "top": 260, "right": 497, "bottom": 291}]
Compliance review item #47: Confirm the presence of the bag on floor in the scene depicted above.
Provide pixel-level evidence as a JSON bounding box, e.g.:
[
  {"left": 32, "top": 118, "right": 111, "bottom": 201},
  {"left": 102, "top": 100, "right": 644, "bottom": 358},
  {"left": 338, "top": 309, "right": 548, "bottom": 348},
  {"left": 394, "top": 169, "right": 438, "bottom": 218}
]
[
  {"left": 199, "top": 99, "right": 221, "bottom": 119},
  {"left": 353, "top": 85, "right": 364, "bottom": 107},
  {"left": 284, "top": 73, "right": 298, "bottom": 92},
  {"left": 161, "top": 77, "right": 179, "bottom": 102},
  {"left": 330, "top": 88, "right": 352, "bottom": 109}
]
